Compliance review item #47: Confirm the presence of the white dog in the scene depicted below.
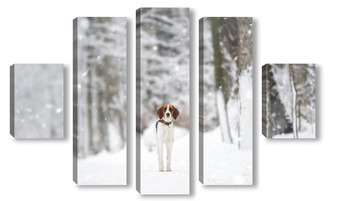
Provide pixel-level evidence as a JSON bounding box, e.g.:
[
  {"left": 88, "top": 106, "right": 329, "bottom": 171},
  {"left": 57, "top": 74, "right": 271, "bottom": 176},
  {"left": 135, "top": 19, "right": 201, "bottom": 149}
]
[{"left": 153, "top": 104, "right": 179, "bottom": 172}]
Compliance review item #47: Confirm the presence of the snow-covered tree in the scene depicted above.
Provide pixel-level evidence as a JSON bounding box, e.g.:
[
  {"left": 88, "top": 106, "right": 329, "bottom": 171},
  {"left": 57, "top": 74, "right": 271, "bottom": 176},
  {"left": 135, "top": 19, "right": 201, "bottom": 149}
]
[
  {"left": 200, "top": 17, "right": 252, "bottom": 150},
  {"left": 200, "top": 18, "right": 219, "bottom": 132},
  {"left": 210, "top": 17, "right": 232, "bottom": 144},
  {"left": 76, "top": 17, "right": 127, "bottom": 158},
  {"left": 137, "top": 8, "right": 190, "bottom": 132}
]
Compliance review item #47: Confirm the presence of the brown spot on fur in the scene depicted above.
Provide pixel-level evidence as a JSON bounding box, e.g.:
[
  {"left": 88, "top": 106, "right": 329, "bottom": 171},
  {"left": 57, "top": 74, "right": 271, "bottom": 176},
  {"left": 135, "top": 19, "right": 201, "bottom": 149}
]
[
  {"left": 172, "top": 106, "right": 179, "bottom": 120},
  {"left": 156, "top": 106, "right": 164, "bottom": 119}
]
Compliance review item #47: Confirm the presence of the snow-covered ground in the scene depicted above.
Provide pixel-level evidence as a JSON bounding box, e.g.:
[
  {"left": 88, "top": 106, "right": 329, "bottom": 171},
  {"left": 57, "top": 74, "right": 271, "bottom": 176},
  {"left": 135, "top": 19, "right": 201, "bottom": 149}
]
[
  {"left": 140, "top": 127, "right": 189, "bottom": 194},
  {"left": 203, "top": 127, "right": 253, "bottom": 185},
  {"left": 77, "top": 148, "right": 126, "bottom": 185},
  {"left": 272, "top": 122, "right": 316, "bottom": 139}
]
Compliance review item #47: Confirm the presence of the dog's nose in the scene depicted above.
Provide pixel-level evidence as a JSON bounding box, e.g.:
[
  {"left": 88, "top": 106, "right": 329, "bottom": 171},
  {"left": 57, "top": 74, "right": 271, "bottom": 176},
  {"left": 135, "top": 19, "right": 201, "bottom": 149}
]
[{"left": 166, "top": 113, "right": 170, "bottom": 117}]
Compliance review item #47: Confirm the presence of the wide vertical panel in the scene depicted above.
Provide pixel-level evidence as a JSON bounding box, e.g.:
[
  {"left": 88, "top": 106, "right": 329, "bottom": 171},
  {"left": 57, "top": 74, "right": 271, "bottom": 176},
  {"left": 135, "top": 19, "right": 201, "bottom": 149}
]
[
  {"left": 199, "top": 17, "right": 253, "bottom": 185},
  {"left": 136, "top": 8, "right": 190, "bottom": 194},
  {"left": 73, "top": 17, "right": 127, "bottom": 185},
  {"left": 10, "top": 64, "right": 64, "bottom": 139},
  {"left": 262, "top": 64, "right": 316, "bottom": 139}
]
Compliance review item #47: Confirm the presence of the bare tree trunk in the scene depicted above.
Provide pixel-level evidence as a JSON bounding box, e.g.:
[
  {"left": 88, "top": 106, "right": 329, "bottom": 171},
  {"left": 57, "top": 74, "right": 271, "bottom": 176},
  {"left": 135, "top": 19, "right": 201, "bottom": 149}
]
[
  {"left": 298, "top": 102, "right": 301, "bottom": 131},
  {"left": 218, "top": 17, "right": 252, "bottom": 145},
  {"left": 105, "top": 56, "right": 126, "bottom": 151},
  {"left": 210, "top": 17, "right": 233, "bottom": 144},
  {"left": 266, "top": 66, "right": 272, "bottom": 138},
  {"left": 87, "top": 66, "right": 94, "bottom": 154},
  {"left": 289, "top": 64, "right": 298, "bottom": 139},
  {"left": 96, "top": 63, "right": 107, "bottom": 153}
]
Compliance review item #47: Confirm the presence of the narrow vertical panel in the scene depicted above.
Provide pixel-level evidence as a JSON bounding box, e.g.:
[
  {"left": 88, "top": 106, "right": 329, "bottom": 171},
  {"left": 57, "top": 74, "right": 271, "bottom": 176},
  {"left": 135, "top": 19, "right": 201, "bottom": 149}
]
[
  {"left": 136, "top": 9, "right": 141, "bottom": 192},
  {"left": 73, "top": 18, "right": 78, "bottom": 184},
  {"left": 136, "top": 8, "right": 190, "bottom": 194},
  {"left": 10, "top": 65, "right": 15, "bottom": 137},
  {"left": 262, "top": 64, "right": 316, "bottom": 139},
  {"left": 199, "top": 17, "right": 253, "bottom": 185},
  {"left": 262, "top": 64, "right": 269, "bottom": 138},
  {"left": 198, "top": 19, "right": 204, "bottom": 184},
  {"left": 10, "top": 64, "right": 64, "bottom": 139},
  {"left": 73, "top": 17, "right": 127, "bottom": 185}
]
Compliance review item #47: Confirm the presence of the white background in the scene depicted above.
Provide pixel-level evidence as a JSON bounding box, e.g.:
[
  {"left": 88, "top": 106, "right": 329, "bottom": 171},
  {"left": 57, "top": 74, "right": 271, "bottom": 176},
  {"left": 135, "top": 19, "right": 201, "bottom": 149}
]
[{"left": 0, "top": 0, "right": 349, "bottom": 200}]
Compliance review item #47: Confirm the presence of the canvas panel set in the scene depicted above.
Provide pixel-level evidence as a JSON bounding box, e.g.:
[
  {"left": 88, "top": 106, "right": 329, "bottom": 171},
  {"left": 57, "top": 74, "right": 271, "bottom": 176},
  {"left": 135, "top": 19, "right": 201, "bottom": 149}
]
[
  {"left": 9, "top": 7, "right": 317, "bottom": 195},
  {"left": 262, "top": 64, "right": 316, "bottom": 139}
]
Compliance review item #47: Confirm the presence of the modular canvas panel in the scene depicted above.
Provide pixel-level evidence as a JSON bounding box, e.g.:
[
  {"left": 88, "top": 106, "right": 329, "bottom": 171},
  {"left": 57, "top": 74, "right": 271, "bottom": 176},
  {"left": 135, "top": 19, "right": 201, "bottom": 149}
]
[
  {"left": 10, "top": 64, "right": 64, "bottom": 139},
  {"left": 73, "top": 17, "right": 127, "bottom": 185},
  {"left": 262, "top": 64, "right": 316, "bottom": 139},
  {"left": 136, "top": 8, "right": 190, "bottom": 194},
  {"left": 199, "top": 17, "right": 253, "bottom": 185}
]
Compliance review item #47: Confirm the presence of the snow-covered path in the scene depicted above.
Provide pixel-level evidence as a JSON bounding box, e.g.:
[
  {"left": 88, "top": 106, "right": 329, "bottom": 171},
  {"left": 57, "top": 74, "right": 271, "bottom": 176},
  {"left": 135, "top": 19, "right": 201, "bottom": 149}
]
[
  {"left": 140, "top": 127, "right": 189, "bottom": 194},
  {"left": 203, "top": 127, "right": 253, "bottom": 185},
  {"left": 77, "top": 148, "right": 126, "bottom": 185}
]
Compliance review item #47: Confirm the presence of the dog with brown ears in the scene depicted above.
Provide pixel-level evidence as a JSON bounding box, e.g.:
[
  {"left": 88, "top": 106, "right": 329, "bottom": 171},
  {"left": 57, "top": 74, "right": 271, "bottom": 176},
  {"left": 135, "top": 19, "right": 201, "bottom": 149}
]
[{"left": 153, "top": 104, "right": 179, "bottom": 172}]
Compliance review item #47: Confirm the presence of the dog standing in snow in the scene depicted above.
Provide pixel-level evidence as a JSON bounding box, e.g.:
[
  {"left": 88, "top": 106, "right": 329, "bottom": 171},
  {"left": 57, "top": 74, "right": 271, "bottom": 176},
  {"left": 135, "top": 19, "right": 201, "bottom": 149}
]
[{"left": 153, "top": 104, "right": 179, "bottom": 172}]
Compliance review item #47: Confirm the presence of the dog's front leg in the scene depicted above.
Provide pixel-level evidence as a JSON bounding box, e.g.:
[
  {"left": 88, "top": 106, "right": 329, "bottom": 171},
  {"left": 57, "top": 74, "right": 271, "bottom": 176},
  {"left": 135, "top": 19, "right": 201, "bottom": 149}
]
[
  {"left": 158, "top": 143, "right": 164, "bottom": 172},
  {"left": 166, "top": 142, "right": 173, "bottom": 172}
]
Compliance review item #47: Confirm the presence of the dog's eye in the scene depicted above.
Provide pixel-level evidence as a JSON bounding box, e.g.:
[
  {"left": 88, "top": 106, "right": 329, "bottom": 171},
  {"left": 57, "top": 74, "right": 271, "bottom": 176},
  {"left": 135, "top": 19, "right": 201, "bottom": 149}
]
[
  {"left": 169, "top": 108, "right": 173, "bottom": 112},
  {"left": 164, "top": 108, "right": 167, "bottom": 112}
]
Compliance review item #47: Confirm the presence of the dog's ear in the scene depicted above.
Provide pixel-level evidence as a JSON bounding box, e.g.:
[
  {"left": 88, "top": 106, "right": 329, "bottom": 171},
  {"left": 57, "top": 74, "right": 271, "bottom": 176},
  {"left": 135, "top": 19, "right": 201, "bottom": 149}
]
[
  {"left": 173, "top": 107, "right": 180, "bottom": 120},
  {"left": 156, "top": 106, "right": 163, "bottom": 119}
]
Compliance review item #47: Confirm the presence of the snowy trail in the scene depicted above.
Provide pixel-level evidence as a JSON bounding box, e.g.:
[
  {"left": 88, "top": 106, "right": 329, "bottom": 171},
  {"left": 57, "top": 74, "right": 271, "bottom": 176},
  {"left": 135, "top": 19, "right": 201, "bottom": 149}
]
[
  {"left": 77, "top": 148, "right": 126, "bottom": 185},
  {"left": 204, "top": 127, "right": 252, "bottom": 185},
  {"left": 140, "top": 127, "right": 189, "bottom": 194}
]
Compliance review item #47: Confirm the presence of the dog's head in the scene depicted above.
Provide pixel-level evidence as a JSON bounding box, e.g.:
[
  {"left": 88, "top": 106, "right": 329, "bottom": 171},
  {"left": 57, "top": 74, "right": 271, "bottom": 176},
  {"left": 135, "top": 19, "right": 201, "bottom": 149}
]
[{"left": 156, "top": 104, "right": 179, "bottom": 122}]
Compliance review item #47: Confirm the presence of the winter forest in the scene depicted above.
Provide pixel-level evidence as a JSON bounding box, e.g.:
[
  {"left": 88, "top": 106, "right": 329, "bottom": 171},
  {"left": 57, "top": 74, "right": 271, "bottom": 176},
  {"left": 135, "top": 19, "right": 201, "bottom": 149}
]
[
  {"left": 137, "top": 8, "right": 190, "bottom": 132},
  {"left": 199, "top": 17, "right": 253, "bottom": 185},
  {"left": 11, "top": 64, "right": 64, "bottom": 139},
  {"left": 137, "top": 8, "right": 190, "bottom": 194},
  {"left": 262, "top": 64, "right": 316, "bottom": 139},
  {"left": 74, "top": 17, "right": 127, "bottom": 185}
]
